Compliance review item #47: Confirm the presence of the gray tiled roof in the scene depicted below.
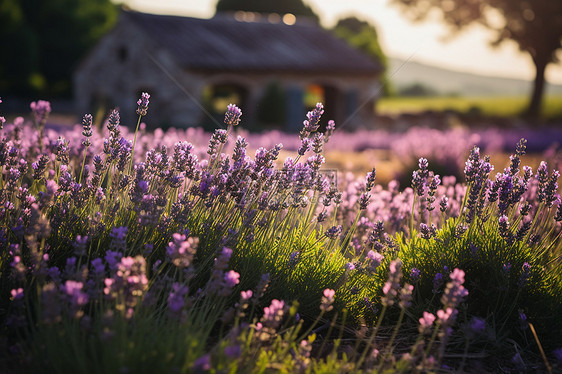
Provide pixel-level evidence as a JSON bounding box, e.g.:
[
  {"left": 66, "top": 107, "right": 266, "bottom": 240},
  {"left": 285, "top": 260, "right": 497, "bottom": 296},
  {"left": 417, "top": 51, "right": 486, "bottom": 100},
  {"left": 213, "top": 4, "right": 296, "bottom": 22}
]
[{"left": 125, "top": 11, "right": 382, "bottom": 74}]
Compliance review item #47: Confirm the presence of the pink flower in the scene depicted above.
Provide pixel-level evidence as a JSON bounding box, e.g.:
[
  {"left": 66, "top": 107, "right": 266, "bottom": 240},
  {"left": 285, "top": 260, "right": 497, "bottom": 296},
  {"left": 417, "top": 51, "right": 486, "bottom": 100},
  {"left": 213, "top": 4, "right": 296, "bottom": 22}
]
[
  {"left": 437, "top": 307, "right": 457, "bottom": 325},
  {"left": 320, "top": 288, "right": 335, "bottom": 312},
  {"left": 11, "top": 288, "right": 24, "bottom": 300},
  {"left": 241, "top": 290, "right": 253, "bottom": 300},
  {"left": 224, "top": 270, "right": 240, "bottom": 288},
  {"left": 30, "top": 100, "right": 51, "bottom": 124},
  {"left": 419, "top": 311, "right": 435, "bottom": 334},
  {"left": 449, "top": 268, "right": 465, "bottom": 284},
  {"left": 367, "top": 250, "right": 384, "bottom": 266},
  {"left": 323, "top": 288, "right": 335, "bottom": 299},
  {"left": 193, "top": 354, "right": 211, "bottom": 371}
]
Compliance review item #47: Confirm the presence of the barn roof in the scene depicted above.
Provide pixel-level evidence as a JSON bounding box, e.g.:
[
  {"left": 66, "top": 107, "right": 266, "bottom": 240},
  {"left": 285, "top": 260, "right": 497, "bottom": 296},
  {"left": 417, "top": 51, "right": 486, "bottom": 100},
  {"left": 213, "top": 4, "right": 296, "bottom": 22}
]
[{"left": 124, "top": 11, "right": 382, "bottom": 74}]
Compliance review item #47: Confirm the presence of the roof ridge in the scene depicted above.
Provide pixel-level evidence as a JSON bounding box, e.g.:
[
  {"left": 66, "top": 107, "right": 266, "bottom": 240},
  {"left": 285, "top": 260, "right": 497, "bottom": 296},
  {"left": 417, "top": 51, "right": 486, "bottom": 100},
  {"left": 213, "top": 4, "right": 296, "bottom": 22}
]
[{"left": 122, "top": 9, "right": 383, "bottom": 73}]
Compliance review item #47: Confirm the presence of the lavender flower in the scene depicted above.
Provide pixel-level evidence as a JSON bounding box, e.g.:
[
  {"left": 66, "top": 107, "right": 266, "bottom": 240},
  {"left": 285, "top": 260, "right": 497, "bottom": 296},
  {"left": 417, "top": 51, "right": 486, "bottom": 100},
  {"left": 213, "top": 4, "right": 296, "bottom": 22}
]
[
  {"left": 358, "top": 192, "right": 371, "bottom": 210},
  {"left": 30, "top": 100, "right": 51, "bottom": 125},
  {"left": 411, "top": 170, "right": 427, "bottom": 196},
  {"left": 365, "top": 166, "right": 376, "bottom": 192},
  {"left": 410, "top": 268, "right": 421, "bottom": 283},
  {"left": 192, "top": 354, "right": 211, "bottom": 372},
  {"left": 324, "top": 119, "right": 336, "bottom": 142},
  {"left": 437, "top": 307, "right": 457, "bottom": 326},
  {"left": 382, "top": 259, "right": 403, "bottom": 307},
  {"left": 81, "top": 114, "right": 93, "bottom": 147},
  {"left": 469, "top": 317, "right": 486, "bottom": 334},
  {"left": 166, "top": 233, "right": 198, "bottom": 268},
  {"left": 301, "top": 102, "right": 324, "bottom": 135},
  {"left": 61, "top": 280, "right": 89, "bottom": 318},
  {"left": 325, "top": 225, "right": 342, "bottom": 239},
  {"left": 224, "top": 345, "right": 241, "bottom": 359},
  {"left": 168, "top": 283, "right": 188, "bottom": 314},
  {"left": 366, "top": 250, "right": 384, "bottom": 271},
  {"left": 241, "top": 290, "right": 253, "bottom": 301},
  {"left": 224, "top": 103, "right": 242, "bottom": 126},
  {"left": 10, "top": 288, "right": 24, "bottom": 301},
  {"left": 420, "top": 223, "right": 436, "bottom": 239},
  {"left": 498, "top": 215, "right": 512, "bottom": 242},
  {"left": 223, "top": 270, "right": 240, "bottom": 288},
  {"left": 297, "top": 137, "right": 312, "bottom": 156},
  {"left": 136, "top": 92, "right": 150, "bottom": 116},
  {"left": 107, "top": 109, "right": 120, "bottom": 134},
  {"left": 261, "top": 299, "right": 287, "bottom": 329},
  {"left": 320, "top": 288, "right": 335, "bottom": 312},
  {"left": 419, "top": 311, "right": 435, "bottom": 334},
  {"left": 109, "top": 226, "right": 128, "bottom": 251},
  {"left": 441, "top": 268, "right": 469, "bottom": 309},
  {"left": 288, "top": 251, "right": 300, "bottom": 267},
  {"left": 399, "top": 284, "right": 414, "bottom": 309},
  {"left": 464, "top": 146, "right": 481, "bottom": 182}
]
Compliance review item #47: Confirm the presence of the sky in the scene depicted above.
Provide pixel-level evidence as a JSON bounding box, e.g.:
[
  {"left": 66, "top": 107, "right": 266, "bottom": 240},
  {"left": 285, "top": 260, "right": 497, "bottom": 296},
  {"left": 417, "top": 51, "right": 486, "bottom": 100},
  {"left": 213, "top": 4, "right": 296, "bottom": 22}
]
[{"left": 120, "top": 0, "right": 562, "bottom": 85}]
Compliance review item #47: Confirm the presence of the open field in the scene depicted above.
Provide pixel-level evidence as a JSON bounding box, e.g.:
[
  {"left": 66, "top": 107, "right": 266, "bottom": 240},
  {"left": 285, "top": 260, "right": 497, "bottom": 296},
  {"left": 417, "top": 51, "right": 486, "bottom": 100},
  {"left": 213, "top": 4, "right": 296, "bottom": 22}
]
[
  {"left": 377, "top": 95, "right": 562, "bottom": 119},
  {"left": 2, "top": 100, "right": 562, "bottom": 373}
]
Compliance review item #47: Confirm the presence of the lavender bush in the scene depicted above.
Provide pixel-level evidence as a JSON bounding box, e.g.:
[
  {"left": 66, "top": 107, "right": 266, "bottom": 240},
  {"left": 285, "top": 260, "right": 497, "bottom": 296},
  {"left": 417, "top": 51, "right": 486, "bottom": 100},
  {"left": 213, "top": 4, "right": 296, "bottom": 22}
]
[{"left": 1, "top": 96, "right": 561, "bottom": 373}]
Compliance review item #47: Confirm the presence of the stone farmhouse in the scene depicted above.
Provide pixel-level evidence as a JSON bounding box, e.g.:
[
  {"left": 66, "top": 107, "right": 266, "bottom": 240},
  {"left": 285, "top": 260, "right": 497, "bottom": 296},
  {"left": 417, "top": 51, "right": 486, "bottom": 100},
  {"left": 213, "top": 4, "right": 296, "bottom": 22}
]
[{"left": 74, "top": 10, "right": 383, "bottom": 130}]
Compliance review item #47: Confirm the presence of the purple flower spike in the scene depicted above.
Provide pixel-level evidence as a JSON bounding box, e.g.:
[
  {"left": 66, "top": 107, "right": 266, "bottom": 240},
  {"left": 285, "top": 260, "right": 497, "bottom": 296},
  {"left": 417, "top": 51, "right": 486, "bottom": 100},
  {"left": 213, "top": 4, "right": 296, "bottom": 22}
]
[
  {"left": 241, "top": 290, "right": 253, "bottom": 301},
  {"left": 193, "top": 354, "right": 211, "bottom": 371},
  {"left": 224, "top": 270, "right": 240, "bottom": 288},
  {"left": 81, "top": 114, "right": 93, "bottom": 146},
  {"left": 136, "top": 92, "right": 150, "bottom": 116},
  {"left": 30, "top": 100, "right": 51, "bottom": 125},
  {"left": 11, "top": 288, "right": 24, "bottom": 301},
  {"left": 419, "top": 311, "right": 435, "bottom": 334},
  {"left": 168, "top": 283, "right": 188, "bottom": 314},
  {"left": 470, "top": 317, "right": 486, "bottom": 333},
  {"left": 224, "top": 103, "right": 242, "bottom": 126},
  {"left": 224, "top": 345, "right": 241, "bottom": 358},
  {"left": 410, "top": 268, "right": 421, "bottom": 283}
]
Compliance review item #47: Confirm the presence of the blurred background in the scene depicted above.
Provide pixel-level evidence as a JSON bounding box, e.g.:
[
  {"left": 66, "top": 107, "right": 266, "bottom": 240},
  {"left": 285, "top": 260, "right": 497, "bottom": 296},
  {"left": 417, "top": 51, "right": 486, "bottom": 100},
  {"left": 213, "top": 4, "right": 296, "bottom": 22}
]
[{"left": 1, "top": 0, "right": 561, "bottom": 129}]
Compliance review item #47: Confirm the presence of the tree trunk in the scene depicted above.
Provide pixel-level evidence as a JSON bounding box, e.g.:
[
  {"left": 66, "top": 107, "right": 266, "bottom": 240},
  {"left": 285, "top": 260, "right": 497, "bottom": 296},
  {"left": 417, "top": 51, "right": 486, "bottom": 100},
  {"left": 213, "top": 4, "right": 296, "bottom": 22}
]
[{"left": 526, "top": 58, "right": 547, "bottom": 119}]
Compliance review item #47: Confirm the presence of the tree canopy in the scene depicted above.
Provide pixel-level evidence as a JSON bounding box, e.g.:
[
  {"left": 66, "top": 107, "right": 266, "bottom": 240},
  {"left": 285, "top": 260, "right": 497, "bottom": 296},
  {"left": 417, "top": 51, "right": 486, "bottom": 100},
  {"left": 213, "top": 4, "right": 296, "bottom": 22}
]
[
  {"left": 0, "top": 0, "right": 117, "bottom": 97},
  {"left": 390, "top": 0, "right": 562, "bottom": 117},
  {"left": 332, "top": 17, "right": 392, "bottom": 97},
  {"left": 215, "top": 0, "right": 319, "bottom": 22}
]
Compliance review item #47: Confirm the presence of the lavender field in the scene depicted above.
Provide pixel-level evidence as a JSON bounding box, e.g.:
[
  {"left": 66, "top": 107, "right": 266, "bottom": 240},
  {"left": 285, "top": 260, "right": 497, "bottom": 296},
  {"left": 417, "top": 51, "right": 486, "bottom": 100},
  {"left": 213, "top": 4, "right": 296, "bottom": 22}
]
[{"left": 1, "top": 97, "right": 562, "bottom": 373}]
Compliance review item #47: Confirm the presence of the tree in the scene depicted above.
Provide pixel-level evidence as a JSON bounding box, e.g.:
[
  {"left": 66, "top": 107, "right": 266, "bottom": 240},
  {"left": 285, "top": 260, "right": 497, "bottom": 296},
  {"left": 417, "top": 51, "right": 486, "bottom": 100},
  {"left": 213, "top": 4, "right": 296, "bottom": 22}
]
[
  {"left": 332, "top": 17, "right": 392, "bottom": 97},
  {"left": 0, "top": 0, "right": 117, "bottom": 97},
  {"left": 215, "top": 0, "right": 319, "bottom": 23},
  {"left": 390, "top": 0, "right": 562, "bottom": 118}
]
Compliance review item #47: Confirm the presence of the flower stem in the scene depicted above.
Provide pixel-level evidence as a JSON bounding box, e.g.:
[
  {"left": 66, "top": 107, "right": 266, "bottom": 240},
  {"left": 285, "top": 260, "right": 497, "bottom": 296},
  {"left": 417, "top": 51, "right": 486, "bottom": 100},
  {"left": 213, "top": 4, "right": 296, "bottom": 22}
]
[
  {"left": 78, "top": 146, "right": 88, "bottom": 185},
  {"left": 128, "top": 114, "right": 142, "bottom": 175}
]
